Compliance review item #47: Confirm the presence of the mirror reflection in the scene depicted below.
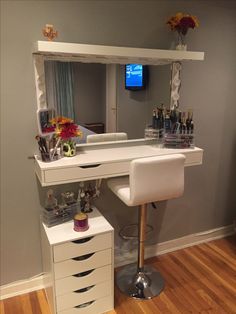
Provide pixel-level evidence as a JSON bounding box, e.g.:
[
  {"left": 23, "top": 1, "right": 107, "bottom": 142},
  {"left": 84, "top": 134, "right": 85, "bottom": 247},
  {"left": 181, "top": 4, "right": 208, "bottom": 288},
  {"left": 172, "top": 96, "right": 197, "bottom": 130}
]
[{"left": 44, "top": 61, "right": 171, "bottom": 142}]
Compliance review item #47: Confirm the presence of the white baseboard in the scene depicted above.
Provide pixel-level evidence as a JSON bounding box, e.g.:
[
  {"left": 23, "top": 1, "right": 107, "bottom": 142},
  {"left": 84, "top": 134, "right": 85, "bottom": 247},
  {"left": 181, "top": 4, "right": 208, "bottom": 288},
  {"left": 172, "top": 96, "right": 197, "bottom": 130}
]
[
  {"left": 0, "top": 274, "right": 44, "bottom": 300},
  {"left": 115, "top": 224, "right": 235, "bottom": 267},
  {"left": 1, "top": 224, "right": 234, "bottom": 300}
]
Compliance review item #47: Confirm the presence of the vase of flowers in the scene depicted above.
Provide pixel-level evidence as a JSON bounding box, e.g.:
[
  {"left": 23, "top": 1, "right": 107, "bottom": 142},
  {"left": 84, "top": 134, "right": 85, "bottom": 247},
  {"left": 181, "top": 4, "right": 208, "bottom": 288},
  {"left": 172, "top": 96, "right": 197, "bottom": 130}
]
[
  {"left": 50, "top": 116, "right": 82, "bottom": 157},
  {"left": 167, "top": 12, "right": 199, "bottom": 51}
]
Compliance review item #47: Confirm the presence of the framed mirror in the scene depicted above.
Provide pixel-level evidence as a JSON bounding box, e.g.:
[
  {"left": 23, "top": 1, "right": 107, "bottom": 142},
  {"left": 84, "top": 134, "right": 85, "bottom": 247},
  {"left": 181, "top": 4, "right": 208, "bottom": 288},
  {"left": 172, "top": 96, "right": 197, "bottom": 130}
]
[
  {"left": 33, "top": 42, "right": 200, "bottom": 143},
  {"left": 42, "top": 60, "right": 172, "bottom": 142}
]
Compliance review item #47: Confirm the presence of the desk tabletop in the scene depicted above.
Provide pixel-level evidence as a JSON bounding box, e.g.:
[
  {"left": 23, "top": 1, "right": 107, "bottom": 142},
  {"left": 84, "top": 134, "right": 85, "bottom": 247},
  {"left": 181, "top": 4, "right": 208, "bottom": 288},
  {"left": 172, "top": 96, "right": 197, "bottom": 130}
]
[
  {"left": 35, "top": 144, "right": 203, "bottom": 170},
  {"left": 42, "top": 208, "right": 113, "bottom": 245}
]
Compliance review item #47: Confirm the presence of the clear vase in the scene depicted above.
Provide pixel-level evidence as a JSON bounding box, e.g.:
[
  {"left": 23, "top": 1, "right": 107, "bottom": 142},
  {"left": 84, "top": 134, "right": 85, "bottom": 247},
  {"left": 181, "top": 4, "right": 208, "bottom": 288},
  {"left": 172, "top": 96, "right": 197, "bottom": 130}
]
[
  {"left": 176, "top": 32, "right": 187, "bottom": 51},
  {"left": 62, "top": 139, "right": 76, "bottom": 157}
]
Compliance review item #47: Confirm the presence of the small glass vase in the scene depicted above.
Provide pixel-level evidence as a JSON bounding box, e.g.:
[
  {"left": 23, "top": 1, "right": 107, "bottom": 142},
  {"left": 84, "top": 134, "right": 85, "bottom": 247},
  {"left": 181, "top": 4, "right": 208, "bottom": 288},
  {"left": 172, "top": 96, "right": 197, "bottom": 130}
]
[
  {"left": 176, "top": 32, "right": 187, "bottom": 51},
  {"left": 62, "top": 139, "right": 76, "bottom": 157}
]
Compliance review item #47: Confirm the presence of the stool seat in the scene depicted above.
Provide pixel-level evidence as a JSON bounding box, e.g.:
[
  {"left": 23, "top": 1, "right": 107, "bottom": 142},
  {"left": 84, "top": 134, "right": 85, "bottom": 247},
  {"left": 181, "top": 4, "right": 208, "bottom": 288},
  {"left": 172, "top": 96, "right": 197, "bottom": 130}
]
[
  {"left": 108, "top": 154, "right": 185, "bottom": 207},
  {"left": 107, "top": 176, "right": 131, "bottom": 205},
  {"left": 107, "top": 154, "right": 185, "bottom": 300}
]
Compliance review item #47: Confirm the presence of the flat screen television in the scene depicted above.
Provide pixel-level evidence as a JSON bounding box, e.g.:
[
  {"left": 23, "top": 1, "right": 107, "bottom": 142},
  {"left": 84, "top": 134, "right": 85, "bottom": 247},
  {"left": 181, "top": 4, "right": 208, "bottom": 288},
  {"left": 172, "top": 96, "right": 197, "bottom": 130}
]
[{"left": 125, "top": 64, "right": 147, "bottom": 90}]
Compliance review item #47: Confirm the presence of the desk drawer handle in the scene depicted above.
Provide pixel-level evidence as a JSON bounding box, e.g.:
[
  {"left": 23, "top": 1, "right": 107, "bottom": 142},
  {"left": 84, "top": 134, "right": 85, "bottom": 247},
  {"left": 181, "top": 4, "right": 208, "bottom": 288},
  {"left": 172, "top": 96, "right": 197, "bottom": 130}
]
[
  {"left": 73, "top": 269, "right": 94, "bottom": 277},
  {"left": 72, "top": 253, "right": 94, "bottom": 261},
  {"left": 75, "top": 300, "right": 95, "bottom": 308},
  {"left": 74, "top": 285, "right": 94, "bottom": 293},
  {"left": 79, "top": 164, "right": 101, "bottom": 169},
  {"left": 71, "top": 236, "right": 93, "bottom": 244}
]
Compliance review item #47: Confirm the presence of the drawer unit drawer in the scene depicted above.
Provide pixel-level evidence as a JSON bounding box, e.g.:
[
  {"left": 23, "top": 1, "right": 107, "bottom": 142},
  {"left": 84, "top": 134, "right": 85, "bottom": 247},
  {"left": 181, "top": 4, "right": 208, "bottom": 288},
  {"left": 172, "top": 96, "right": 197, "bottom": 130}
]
[
  {"left": 44, "top": 161, "right": 130, "bottom": 184},
  {"left": 55, "top": 265, "right": 112, "bottom": 296},
  {"left": 56, "top": 280, "right": 111, "bottom": 311},
  {"left": 54, "top": 232, "right": 112, "bottom": 262},
  {"left": 58, "top": 295, "right": 113, "bottom": 314},
  {"left": 54, "top": 249, "right": 111, "bottom": 280}
]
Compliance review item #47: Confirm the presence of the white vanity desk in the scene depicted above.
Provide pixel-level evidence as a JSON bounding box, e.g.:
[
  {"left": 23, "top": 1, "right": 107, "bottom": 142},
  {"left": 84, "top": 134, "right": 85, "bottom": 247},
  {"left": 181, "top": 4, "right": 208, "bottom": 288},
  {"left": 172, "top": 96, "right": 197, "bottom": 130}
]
[{"left": 35, "top": 141, "right": 203, "bottom": 186}]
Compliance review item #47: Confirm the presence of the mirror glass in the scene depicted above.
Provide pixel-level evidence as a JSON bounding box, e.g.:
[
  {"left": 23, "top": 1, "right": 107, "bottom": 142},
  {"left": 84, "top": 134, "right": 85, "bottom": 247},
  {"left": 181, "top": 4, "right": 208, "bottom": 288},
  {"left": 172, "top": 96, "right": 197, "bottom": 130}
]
[{"left": 43, "top": 60, "right": 171, "bottom": 143}]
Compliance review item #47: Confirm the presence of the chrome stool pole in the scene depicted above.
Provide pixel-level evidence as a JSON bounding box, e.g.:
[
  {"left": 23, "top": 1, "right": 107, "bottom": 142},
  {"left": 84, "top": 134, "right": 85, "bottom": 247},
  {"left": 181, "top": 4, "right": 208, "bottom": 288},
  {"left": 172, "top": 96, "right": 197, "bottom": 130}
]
[{"left": 116, "top": 204, "right": 164, "bottom": 299}]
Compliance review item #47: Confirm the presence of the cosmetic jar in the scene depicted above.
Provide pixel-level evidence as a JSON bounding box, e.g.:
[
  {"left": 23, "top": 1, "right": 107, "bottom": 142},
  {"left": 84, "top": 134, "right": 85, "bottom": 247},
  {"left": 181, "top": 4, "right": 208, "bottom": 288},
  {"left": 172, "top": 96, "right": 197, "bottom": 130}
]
[{"left": 74, "top": 213, "right": 89, "bottom": 232}]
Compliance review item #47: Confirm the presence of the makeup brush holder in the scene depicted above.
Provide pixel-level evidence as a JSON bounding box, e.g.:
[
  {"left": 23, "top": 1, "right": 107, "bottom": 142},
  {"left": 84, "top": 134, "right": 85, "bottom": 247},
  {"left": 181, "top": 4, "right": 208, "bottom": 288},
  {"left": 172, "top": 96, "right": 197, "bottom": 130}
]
[
  {"left": 144, "top": 127, "right": 164, "bottom": 145},
  {"left": 164, "top": 132, "right": 194, "bottom": 149},
  {"left": 36, "top": 135, "right": 62, "bottom": 162},
  {"left": 40, "top": 147, "right": 61, "bottom": 162}
]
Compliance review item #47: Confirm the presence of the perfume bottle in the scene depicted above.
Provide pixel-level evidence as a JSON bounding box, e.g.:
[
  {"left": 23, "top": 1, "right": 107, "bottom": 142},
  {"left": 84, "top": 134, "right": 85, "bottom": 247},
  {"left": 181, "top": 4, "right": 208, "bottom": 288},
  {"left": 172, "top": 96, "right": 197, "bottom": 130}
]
[{"left": 45, "top": 189, "right": 58, "bottom": 211}]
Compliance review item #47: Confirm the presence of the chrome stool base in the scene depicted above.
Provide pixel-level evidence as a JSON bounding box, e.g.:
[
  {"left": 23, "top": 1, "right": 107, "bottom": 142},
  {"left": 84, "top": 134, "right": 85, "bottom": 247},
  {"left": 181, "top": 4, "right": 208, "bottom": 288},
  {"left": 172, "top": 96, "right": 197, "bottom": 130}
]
[{"left": 116, "top": 263, "right": 164, "bottom": 300}]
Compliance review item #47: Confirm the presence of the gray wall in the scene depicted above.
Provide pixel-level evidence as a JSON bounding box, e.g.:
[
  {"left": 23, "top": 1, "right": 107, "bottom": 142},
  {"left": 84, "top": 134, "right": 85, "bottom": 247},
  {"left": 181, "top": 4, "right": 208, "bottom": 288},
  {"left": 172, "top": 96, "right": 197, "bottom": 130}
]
[
  {"left": 1, "top": 0, "right": 236, "bottom": 285},
  {"left": 73, "top": 63, "right": 106, "bottom": 126},
  {"left": 117, "top": 64, "right": 171, "bottom": 138}
]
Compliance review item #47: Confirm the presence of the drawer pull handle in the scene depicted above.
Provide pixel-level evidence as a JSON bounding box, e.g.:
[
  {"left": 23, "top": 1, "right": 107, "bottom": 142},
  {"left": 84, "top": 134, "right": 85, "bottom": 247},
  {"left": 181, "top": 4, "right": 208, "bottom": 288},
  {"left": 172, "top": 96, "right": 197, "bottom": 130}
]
[
  {"left": 75, "top": 300, "right": 95, "bottom": 308},
  {"left": 72, "top": 252, "right": 94, "bottom": 261},
  {"left": 74, "top": 285, "right": 95, "bottom": 293},
  {"left": 71, "top": 236, "right": 93, "bottom": 244},
  {"left": 73, "top": 269, "right": 94, "bottom": 277},
  {"left": 79, "top": 164, "right": 101, "bottom": 169}
]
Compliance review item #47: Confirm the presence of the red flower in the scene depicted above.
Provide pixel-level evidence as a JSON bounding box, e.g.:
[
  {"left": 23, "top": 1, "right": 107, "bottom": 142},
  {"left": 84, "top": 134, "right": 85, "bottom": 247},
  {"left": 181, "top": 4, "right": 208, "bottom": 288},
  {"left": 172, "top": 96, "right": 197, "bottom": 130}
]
[
  {"left": 59, "top": 123, "right": 78, "bottom": 140},
  {"left": 177, "top": 17, "right": 196, "bottom": 35},
  {"left": 42, "top": 125, "right": 56, "bottom": 133}
]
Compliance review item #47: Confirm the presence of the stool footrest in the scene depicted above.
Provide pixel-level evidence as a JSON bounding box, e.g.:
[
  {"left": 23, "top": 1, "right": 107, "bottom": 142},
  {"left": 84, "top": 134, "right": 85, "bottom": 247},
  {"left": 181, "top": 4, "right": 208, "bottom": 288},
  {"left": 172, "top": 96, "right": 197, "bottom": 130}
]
[{"left": 119, "top": 223, "right": 153, "bottom": 240}]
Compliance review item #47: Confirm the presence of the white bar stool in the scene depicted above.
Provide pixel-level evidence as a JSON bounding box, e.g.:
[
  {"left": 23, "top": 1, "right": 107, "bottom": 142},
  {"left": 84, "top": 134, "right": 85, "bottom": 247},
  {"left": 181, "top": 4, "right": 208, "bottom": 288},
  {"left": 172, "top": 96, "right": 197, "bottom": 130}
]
[{"left": 107, "top": 154, "right": 185, "bottom": 299}]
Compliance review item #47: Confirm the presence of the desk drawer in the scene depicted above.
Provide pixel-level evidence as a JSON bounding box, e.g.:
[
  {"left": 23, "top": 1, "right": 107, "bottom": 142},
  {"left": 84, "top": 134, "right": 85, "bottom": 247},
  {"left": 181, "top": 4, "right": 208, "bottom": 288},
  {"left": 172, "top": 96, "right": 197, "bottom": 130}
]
[
  {"left": 44, "top": 161, "right": 130, "bottom": 183},
  {"left": 54, "top": 249, "right": 111, "bottom": 280},
  {"left": 56, "top": 280, "right": 111, "bottom": 311},
  {"left": 53, "top": 232, "right": 112, "bottom": 262},
  {"left": 58, "top": 295, "right": 113, "bottom": 314},
  {"left": 184, "top": 150, "right": 203, "bottom": 166},
  {"left": 55, "top": 265, "right": 112, "bottom": 296}
]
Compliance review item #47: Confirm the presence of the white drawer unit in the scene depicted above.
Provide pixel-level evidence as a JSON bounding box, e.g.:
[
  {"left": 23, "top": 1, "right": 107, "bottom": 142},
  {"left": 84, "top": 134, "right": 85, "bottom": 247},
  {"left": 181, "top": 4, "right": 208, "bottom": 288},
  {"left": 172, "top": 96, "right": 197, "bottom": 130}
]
[{"left": 41, "top": 208, "right": 114, "bottom": 314}]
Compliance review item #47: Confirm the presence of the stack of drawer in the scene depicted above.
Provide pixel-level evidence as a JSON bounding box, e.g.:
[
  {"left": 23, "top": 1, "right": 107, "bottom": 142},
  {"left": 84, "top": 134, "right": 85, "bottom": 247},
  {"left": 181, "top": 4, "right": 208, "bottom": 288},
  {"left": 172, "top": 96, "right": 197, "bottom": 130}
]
[{"left": 41, "top": 208, "right": 114, "bottom": 314}]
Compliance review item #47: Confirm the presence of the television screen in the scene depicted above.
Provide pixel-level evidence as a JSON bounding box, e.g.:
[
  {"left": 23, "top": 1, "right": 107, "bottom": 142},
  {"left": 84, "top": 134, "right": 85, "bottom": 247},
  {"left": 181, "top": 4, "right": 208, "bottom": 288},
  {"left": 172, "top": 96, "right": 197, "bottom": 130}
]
[{"left": 125, "top": 64, "right": 147, "bottom": 90}]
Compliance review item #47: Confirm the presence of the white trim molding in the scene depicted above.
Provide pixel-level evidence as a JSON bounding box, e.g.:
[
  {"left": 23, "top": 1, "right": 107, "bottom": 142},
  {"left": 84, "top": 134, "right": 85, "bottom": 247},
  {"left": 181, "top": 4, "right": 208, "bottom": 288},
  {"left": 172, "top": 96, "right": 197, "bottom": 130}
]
[
  {"left": 115, "top": 224, "right": 235, "bottom": 267},
  {"left": 1, "top": 224, "right": 234, "bottom": 300},
  {"left": 0, "top": 274, "right": 44, "bottom": 300}
]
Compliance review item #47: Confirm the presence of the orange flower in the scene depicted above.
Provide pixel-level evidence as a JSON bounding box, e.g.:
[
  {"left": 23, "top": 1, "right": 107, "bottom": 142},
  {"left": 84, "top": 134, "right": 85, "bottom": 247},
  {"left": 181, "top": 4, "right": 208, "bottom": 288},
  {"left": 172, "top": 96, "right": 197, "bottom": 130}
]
[
  {"left": 191, "top": 15, "right": 199, "bottom": 27},
  {"left": 49, "top": 116, "right": 83, "bottom": 140},
  {"left": 50, "top": 116, "right": 73, "bottom": 126}
]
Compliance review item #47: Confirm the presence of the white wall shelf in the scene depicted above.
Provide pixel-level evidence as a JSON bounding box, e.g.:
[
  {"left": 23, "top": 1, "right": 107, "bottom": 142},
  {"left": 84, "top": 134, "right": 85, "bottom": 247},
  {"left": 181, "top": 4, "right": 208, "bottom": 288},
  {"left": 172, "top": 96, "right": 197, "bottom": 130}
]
[{"left": 33, "top": 41, "right": 204, "bottom": 65}]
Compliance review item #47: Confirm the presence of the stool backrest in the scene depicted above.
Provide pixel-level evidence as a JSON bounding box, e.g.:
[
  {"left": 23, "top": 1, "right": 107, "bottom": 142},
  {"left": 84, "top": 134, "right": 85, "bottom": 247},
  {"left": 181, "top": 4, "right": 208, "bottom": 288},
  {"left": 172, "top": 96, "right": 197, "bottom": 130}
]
[
  {"left": 129, "top": 154, "right": 185, "bottom": 205},
  {"left": 87, "top": 132, "right": 128, "bottom": 143}
]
